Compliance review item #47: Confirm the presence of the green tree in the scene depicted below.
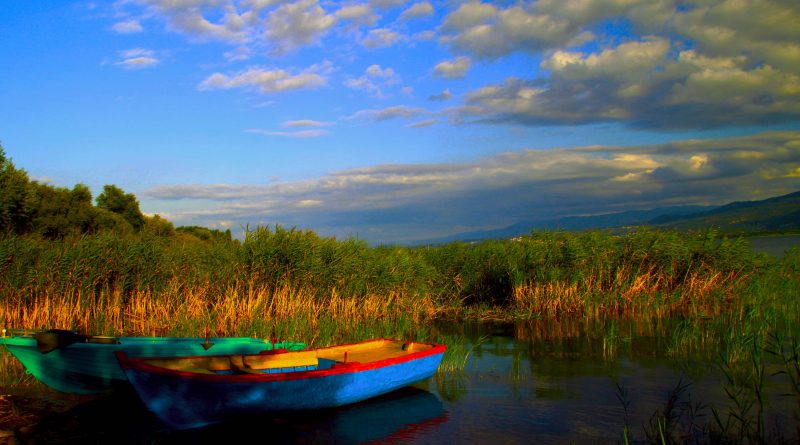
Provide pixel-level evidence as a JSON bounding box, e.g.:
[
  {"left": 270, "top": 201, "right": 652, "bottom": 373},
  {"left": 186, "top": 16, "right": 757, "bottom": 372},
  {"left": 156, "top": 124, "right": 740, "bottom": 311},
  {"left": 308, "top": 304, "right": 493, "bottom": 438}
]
[
  {"left": 0, "top": 143, "right": 34, "bottom": 234},
  {"left": 27, "top": 182, "right": 97, "bottom": 238},
  {"left": 143, "top": 214, "right": 175, "bottom": 237},
  {"left": 96, "top": 184, "right": 145, "bottom": 230}
]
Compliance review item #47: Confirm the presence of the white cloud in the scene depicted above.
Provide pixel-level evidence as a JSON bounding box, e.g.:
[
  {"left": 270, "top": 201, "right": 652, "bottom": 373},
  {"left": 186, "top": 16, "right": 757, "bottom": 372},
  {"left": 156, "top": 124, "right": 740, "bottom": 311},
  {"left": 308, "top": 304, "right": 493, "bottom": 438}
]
[
  {"left": 440, "top": 1, "right": 496, "bottom": 32},
  {"left": 224, "top": 46, "right": 253, "bottom": 62},
  {"left": 344, "top": 64, "right": 402, "bottom": 98},
  {"left": 429, "top": 89, "right": 453, "bottom": 101},
  {"left": 247, "top": 128, "right": 330, "bottom": 138},
  {"left": 282, "top": 119, "right": 332, "bottom": 128},
  {"left": 458, "top": 37, "right": 800, "bottom": 128},
  {"left": 115, "top": 48, "right": 159, "bottom": 69},
  {"left": 265, "top": 0, "right": 336, "bottom": 52},
  {"left": 111, "top": 19, "right": 144, "bottom": 34},
  {"left": 199, "top": 64, "right": 328, "bottom": 94},
  {"left": 361, "top": 28, "right": 403, "bottom": 49},
  {"left": 369, "top": 0, "right": 406, "bottom": 10},
  {"left": 161, "top": 8, "right": 250, "bottom": 43},
  {"left": 400, "top": 2, "right": 433, "bottom": 21},
  {"left": 407, "top": 119, "right": 436, "bottom": 128},
  {"left": 335, "top": 4, "right": 378, "bottom": 26},
  {"left": 349, "top": 105, "right": 426, "bottom": 121},
  {"left": 145, "top": 131, "right": 800, "bottom": 243},
  {"left": 114, "top": 0, "right": 800, "bottom": 131},
  {"left": 433, "top": 56, "right": 471, "bottom": 79}
]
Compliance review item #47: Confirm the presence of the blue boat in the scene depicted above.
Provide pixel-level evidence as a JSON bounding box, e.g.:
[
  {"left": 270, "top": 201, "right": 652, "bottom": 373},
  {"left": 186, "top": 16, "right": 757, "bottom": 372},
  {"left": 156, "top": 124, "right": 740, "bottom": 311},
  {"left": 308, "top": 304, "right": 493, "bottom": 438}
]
[
  {"left": 2, "top": 329, "right": 305, "bottom": 394},
  {"left": 117, "top": 338, "right": 446, "bottom": 430}
]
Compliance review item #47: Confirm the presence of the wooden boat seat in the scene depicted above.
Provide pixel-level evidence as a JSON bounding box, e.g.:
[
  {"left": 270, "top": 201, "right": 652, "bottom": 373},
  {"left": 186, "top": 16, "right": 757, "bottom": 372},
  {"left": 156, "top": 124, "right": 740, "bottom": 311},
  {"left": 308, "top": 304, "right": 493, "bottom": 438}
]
[{"left": 148, "top": 339, "right": 436, "bottom": 376}]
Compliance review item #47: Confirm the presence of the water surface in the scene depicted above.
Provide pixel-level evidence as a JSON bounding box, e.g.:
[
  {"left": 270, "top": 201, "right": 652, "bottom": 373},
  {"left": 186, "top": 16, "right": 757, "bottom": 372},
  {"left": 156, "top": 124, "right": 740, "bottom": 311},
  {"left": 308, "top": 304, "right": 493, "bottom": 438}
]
[
  {"left": 748, "top": 234, "right": 800, "bottom": 258},
  {"left": 6, "top": 320, "right": 799, "bottom": 444}
]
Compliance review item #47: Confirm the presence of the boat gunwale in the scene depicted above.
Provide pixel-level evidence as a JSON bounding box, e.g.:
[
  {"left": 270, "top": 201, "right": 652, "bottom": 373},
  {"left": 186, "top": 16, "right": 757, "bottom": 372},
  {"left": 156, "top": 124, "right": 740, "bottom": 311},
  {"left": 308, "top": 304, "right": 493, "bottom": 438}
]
[
  {"left": 117, "top": 338, "right": 446, "bottom": 383},
  {"left": 2, "top": 336, "right": 273, "bottom": 345}
]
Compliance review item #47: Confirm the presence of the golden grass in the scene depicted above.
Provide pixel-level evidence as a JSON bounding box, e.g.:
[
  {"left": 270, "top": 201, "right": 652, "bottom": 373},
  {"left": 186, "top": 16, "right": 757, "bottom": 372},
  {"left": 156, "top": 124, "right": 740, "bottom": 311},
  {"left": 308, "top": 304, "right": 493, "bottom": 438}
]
[
  {"left": 0, "top": 282, "right": 443, "bottom": 346},
  {"left": 510, "top": 266, "right": 750, "bottom": 319}
]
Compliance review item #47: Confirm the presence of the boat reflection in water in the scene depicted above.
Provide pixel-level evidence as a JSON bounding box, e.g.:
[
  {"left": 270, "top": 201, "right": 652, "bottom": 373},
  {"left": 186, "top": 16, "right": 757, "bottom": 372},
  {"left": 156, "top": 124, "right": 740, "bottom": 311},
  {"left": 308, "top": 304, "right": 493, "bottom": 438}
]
[
  {"left": 177, "top": 386, "right": 448, "bottom": 444},
  {"left": 23, "top": 386, "right": 447, "bottom": 444}
]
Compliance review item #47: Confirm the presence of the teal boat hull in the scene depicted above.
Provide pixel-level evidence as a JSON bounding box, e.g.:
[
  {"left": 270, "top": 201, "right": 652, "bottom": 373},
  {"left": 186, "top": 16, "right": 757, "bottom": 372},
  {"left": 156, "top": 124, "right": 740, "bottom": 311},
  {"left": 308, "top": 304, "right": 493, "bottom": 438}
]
[{"left": 2, "top": 335, "right": 305, "bottom": 394}]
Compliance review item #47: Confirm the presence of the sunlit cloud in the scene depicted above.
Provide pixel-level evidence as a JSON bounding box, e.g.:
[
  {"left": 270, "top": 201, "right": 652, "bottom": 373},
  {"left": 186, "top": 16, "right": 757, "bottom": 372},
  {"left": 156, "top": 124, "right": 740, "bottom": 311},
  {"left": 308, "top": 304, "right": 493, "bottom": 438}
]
[
  {"left": 282, "top": 119, "right": 332, "bottom": 128},
  {"left": 433, "top": 56, "right": 471, "bottom": 79},
  {"left": 145, "top": 131, "right": 800, "bottom": 243},
  {"left": 407, "top": 119, "right": 436, "bottom": 128},
  {"left": 111, "top": 19, "right": 143, "bottom": 34},
  {"left": 335, "top": 3, "right": 378, "bottom": 27},
  {"left": 265, "top": 0, "right": 337, "bottom": 53},
  {"left": 457, "top": 37, "right": 800, "bottom": 129},
  {"left": 246, "top": 128, "right": 330, "bottom": 138},
  {"left": 344, "top": 64, "right": 402, "bottom": 98},
  {"left": 348, "top": 105, "right": 427, "bottom": 121},
  {"left": 400, "top": 2, "right": 434, "bottom": 21},
  {"left": 114, "top": 48, "right": 159, "bottom": 69},
  {"left": 198, "top": 62, "right": 330, "bottom": 94},
  {"left": 361, "top": 28, "right": 404, "bottom": 49},
  {"left": 428, "top": 89, "right": 453, "bottom": 102}
]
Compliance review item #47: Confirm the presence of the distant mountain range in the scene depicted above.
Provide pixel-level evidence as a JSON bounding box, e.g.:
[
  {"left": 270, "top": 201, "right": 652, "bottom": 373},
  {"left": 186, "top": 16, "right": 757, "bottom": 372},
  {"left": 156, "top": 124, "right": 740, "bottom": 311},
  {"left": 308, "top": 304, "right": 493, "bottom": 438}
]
[{"left": 417, "top": 191, "right": 800, "bottom": 245}]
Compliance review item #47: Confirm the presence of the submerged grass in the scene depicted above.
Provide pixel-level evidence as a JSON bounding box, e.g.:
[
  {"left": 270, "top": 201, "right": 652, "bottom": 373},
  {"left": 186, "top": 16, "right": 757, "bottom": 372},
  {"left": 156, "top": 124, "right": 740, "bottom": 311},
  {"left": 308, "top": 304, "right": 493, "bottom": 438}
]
[{"left": 615, "top": 332, "right": 800, "bottom": 444}]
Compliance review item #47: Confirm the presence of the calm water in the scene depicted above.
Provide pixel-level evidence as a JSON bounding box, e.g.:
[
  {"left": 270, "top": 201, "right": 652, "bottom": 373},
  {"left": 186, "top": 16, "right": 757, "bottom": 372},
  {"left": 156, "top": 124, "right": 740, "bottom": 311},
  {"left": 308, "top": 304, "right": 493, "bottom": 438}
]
[
  {"left": 748, "top": 234, "right": 800, "bottom": 258},
  {"left": 11, "top": 320, "right": 799, "bottom": 444}
]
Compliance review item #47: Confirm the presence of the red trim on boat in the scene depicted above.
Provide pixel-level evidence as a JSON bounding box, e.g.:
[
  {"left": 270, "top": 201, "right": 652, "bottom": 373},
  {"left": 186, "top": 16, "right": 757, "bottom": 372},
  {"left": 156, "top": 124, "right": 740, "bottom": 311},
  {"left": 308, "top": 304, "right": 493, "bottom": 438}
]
[{"left": 116, "top": 339, "right": 446, "bottom": 383}]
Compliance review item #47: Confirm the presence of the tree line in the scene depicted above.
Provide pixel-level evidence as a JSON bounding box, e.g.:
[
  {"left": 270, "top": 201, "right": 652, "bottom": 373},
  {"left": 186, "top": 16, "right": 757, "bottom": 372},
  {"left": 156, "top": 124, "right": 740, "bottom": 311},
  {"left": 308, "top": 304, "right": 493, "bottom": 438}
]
[{"left": 0, "top": 144, "right": 230, "bottom": 241}]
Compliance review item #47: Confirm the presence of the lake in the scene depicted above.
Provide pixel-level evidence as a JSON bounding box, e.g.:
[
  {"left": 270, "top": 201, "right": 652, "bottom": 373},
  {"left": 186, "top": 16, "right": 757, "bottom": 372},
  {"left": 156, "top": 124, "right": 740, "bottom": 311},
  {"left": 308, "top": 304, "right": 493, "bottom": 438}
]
[
  {"left": 748, "top": 234, "right": 800, "bottom": 258},
  {"left": 6, "top": 319, "right": 798, "bottom": 444}
]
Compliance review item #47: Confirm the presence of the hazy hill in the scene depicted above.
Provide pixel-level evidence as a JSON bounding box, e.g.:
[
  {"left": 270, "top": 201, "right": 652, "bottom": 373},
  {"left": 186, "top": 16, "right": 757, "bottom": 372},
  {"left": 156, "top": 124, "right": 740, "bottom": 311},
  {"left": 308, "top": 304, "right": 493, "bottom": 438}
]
[
  {"left": 650, "top": 191, "right": 800, "bottom": 233},
  {"left": 417, "top": 191, "right": 800, "bottom": 245},
  {"left": 416, "top": 205, "right": 710, "bottom": 244}
]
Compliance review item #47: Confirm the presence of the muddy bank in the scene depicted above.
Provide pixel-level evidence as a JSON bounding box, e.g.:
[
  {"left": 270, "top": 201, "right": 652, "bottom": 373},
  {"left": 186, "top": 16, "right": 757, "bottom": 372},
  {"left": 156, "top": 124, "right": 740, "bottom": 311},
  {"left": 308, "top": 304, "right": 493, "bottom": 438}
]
[{"left": 0, "top": 390, "right": 165, "bottom": 445}]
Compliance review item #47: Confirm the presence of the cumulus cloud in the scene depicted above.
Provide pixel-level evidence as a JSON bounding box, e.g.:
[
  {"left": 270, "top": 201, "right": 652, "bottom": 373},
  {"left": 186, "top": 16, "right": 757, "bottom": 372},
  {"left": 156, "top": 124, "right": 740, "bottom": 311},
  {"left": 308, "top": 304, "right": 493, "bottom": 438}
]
[
  {"left": 369, "top": 0, "right": 406, "bottom": 10},
  {"left": 432, "top": 0, "right": 800, "bottom": 129},
  {"left": 439, "top": 1, "right": 578, "bottom": 59},
  {"left": 349, "top": 105, "right": 427, "bottom": 121},
  {"left": 457, "top": 37, "right": 800, "bottom": 129},
  {"left": 433, "top": 56, "right": 471, "bottom": 79},
  {"left": 168, "top": 9, "right": 249, "bottom": 42},
  {"left": 344, "top": 64, "right": 401, "bottom": 97},
  {"left": 114, "top": 0, "right": 800, "bottom": 130},
  {"left": 245, "top": 118, "right": 333, "bottom": 138},
  {"left": 111, "top": 19, "right": 144, "bottom": 34},
  {"left": 131, "top": 0, "right": 339, "bottom": 50},
  {"left": 144, "top": 131, "right": 800, "bottom": 243},
  {"left": 224, "top": 46, "right": 253, "bottom": 62},
  {"left": 199, "top": 62, "right": 330, "bottom": 94},
  {"left": 265, "top": 0, "right": 337, "bottom": 52},
  {"left": 400, "top": 2, "right": 434, "bottom": 21},
  {"left": 361, "top": 28, "right": 403, "bottom": 49},
  {"left": 428, "top": 89, "right": 453, "bottom": 101},
  {"left": 115, "top": 48, "right": 159, "bottom": 69},
  {"left": 670, "top": 0, "right": 800, "bottom": 72},
  {"left": 335, "top": 4, "right": 378, "bottom": 26}
]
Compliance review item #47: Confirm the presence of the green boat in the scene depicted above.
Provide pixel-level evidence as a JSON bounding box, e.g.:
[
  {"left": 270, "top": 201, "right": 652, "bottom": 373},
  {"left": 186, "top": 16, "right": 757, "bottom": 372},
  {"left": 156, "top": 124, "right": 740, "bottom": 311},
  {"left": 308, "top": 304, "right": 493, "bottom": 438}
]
[{"left": 1, "top": 329, "right": 305, "bottom": 394}]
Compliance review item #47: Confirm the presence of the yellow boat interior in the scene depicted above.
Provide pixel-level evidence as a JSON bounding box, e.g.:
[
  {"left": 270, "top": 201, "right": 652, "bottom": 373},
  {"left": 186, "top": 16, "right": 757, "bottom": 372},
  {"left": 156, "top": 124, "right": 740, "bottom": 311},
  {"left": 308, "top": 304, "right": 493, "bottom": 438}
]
[{"left": 143, "top": 339, "right": 437, "bottom": 375}]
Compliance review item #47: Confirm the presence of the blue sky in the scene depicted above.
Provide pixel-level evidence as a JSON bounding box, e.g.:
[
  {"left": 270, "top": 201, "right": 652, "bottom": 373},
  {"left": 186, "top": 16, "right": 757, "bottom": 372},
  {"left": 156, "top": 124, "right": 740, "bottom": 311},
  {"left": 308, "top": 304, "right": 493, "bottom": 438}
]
[{"left": 1, "top": 0, "right": 799, "bottom": 243}]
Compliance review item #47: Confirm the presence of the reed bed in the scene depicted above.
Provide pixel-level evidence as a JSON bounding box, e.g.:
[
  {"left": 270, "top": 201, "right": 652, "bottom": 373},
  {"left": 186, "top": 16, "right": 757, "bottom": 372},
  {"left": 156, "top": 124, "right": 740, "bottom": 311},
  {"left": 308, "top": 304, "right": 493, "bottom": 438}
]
[
  {"left": 0, "top": 284, "right": 440, "bottom": 348},
  {"left": 0, "top": 226, "right": 796, "bottom": 343}
]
